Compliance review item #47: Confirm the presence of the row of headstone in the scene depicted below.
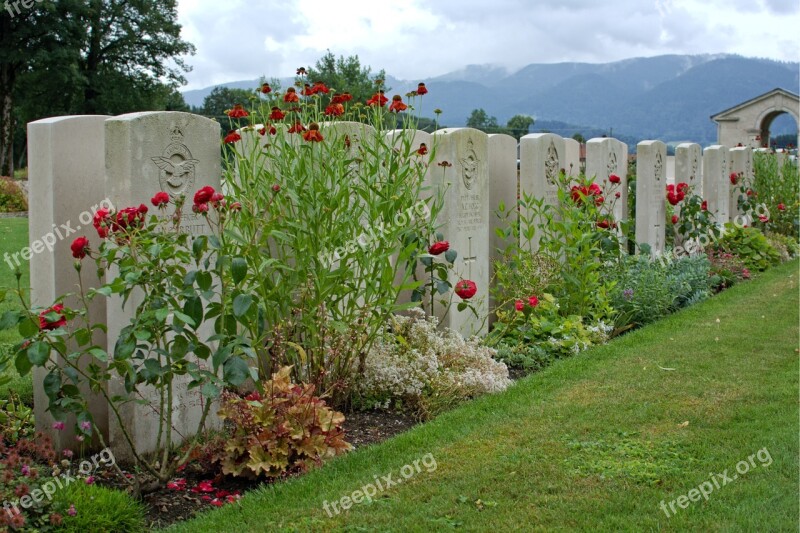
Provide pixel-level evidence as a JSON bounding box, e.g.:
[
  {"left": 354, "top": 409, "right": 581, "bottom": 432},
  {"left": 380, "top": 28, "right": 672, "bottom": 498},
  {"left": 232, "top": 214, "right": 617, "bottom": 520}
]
[
  {"left": 28, "top": 112, "right": 777, "bottom": 454},
  {"left": 29, "top": 112, "right": 221, "bottom": 460}
]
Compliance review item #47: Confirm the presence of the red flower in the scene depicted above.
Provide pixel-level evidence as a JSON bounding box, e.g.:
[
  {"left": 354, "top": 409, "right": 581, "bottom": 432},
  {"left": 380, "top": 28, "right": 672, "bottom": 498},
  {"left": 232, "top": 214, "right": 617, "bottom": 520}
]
[
  {"left": 167, "top": 478, "right": 187, "bottom": 491},
  {"left": 302, "top": 123, "right": 324, "bottom": 142},
  {"left": 515, "top": 300, "right": 524, "bottom": 311},
  {"left": 676, "top": 182, "right": 690, "bottom": 194},
  {"left": 312, "top": 81, "right": 329, "bottom": 94},
  {"left": 778, "top": 203, "right": 786, "bottom": 211},
  {"left": 528, "top": 295, "right": 539, "bottom": 307},
  {"left": 258, "top": 125, "right": 277, "bottom": 136},
  {"left": 93, "top": 208, "right": 112, "bottom": 238},
  {"left": 115, "top": 206, "right": 146, "bottom": 230},
  {"left": 225, "top": 104, "right": 249, "bottom": 118},
  {"left": 70, "top": 236, "right": 89, "bottom": 259},
  {"left": 701, "top": 200, "right": 708, "bottom": 211},
  {"left": 193, "top": 203, "right": 209, "bottom": 214},
  {"left": 388, "top": 95, "right": 408, "bottom": 113},
  {"left": 324, "top": 103, "right": 344, "bottom": 116},
  {"left": 151, "top": 191, "right": 170, "bottom": 208},
  {"left": 671, "top": 214, "right": 679, "bottom": 225},
  {"left": 366, "top": 91, "right": 388, "bottom": 107},
  {"left": 455, "top": 280, "right": 477, "bottom": 300},
  {"left": 615, "top": 192, "right": 621, "bottom": 198},
  {"left": 416, "top": 143, "right": 428, "bottom": 156},
  {"left": 192, "top": 480, "right": 215, "bottom": 493},
  {"left": 667, "top": 192, "right": 680, "bottom": 206},
  {"left": 194, "top": 186, "right": 215, "bottom": 205},
  {"left": 609, "top": 174, "right": 621, "bottom": 184},
  {"left": 596, "top": 219, "right": 611, "bottom": 229},
  {"left": 428, "top": 241, "right": 449, "bottom": 255},
  {"left": 283, "top": 87, "right": 300, "bottom": 103},
  {"left": 287, "top": 121, "right": 306, "bottom": 134},
  {"left": 296, "top": 67, "right": 306, "bottom": 76},
  {"left": 210, "top": 192, "right": 225, "bottom": 209},
  {"left": 39, "top": 304, "right": 66, "bottom": 331},
  {"left": 260, "top": 83, "right": 272, "bottom": 94},
  {"left": 416, "top": 82, "right": 428, "bottom": 95},
  {"left": 230, "top": 202, "right": 242, "bottom": 211},
  {"left": 223, "top": 131, "right": 241, "bottom": 144},
  {"left": 269, "top": 107, "right": 286, "bottom": 120},
  {"left": 245, "top": 391, "right": 261, "bottom": 401},
  {"left": 272, "top": 184, "right": 281, "bottom": 193},
  {"left": 730, "top": 172, "right": 739, "bottom": 185},
  {"left": 331, "top": 92, "right": 353, "bottom": 104},
  {"left": 758, "top": 214, "right": 769, "bottom": 223}
]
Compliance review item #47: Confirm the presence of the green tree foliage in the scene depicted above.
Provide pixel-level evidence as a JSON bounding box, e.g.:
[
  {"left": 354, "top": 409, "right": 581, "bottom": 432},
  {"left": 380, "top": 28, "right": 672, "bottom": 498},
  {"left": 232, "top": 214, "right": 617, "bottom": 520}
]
[
  {"left": 304, "top": 51, "right": 387, "bottom": 105},
  {"left": 1, "top": 0, "right": 194, "bottom": 174},
  {"left": 466, "top": 108, "right": 499, "bottom": 131},
  {"left": 200, "top": 87, "right": 255, "bottom": 119},
  {"left": 507, "top": 114, "right": 534, "bottom": 139}
]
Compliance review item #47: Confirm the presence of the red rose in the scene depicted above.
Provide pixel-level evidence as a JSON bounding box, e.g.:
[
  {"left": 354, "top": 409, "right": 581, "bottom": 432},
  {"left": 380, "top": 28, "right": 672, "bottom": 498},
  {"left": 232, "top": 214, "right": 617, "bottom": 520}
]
[
  {"left": 588, "top": 183, "right": 602, "bottom": 196},
  {"left": 778, "top": 203, "right": 786, "bottom": 211},
  {"left": 609, "top": 174, "right": 621, "bottom": 184},
  {"left": 729, "top": 172, "right": 738, "bottom": 185},
  {"left": 596, "top": 219, "right": 611, "bottom": 229},
  {"left": 93, "top": 208, "right": 112, "bottom": 238},
  {"left": 701, "top": 200, "right": 708, "bottom": 211},
  {"left": 455, "top": 280, "right": 477, "bottom": 300},
  {"left": 193, "top": 203, "right": 209, "bottom": 214},
  {"left": 667, "top": 192, "right": 680, "bottom": 206},
  {"left": 528, "top": 295, "right": 539, "bottom": 307},
  {"left": 70, "top": 236, "right": 89, "bottom": 259},
  {"left": 194, "top": 186, "right": 215, "bottom": 206},
  {"left": 615, "top": 192, "right": 621, "bottom": 198},
  {"left": 677, "top": 182, "right": 689, "bottom": 194},
  {"left": 115, "top": 206, "right": 145, "bottom": 230},
  {"left": 428, "top": 241, "right": 449, "bottom": 255},
  {"left": 671, "top": 214, "right": 679, "bottom": 224},
  {"left": 746, "top": 189, "right": 754, "bottom": 197},
  {"left": 39, "top": 304, "right": 66, "bottom": 331},
  {"left": 515, "top": 300, "right": 524, "bottom": 312},
  {"left": 151, "top": 191, "right": 170, "bottom": 207}
]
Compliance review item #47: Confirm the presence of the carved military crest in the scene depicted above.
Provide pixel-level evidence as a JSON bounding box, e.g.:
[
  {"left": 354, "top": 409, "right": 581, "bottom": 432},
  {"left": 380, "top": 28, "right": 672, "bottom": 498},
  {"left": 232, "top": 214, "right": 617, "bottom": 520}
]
[
  {"left": 607, "top": 150, "right": 618, "bottom": 179},
  {"left": 460, "top": 138, "right": 479, "bottom": 190},
  {"left": 545, "top": 140, "right": 559, "bottom": 186},
  {"left": 151, "top": 126, "right": 199, "bottom": 197}
]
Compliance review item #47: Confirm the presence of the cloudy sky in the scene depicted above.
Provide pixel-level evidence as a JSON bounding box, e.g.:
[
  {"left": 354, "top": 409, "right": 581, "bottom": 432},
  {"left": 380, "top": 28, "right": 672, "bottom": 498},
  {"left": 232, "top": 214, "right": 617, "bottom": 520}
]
[{"left": 177, "top": 0, "right": 800, "bottom": 90}]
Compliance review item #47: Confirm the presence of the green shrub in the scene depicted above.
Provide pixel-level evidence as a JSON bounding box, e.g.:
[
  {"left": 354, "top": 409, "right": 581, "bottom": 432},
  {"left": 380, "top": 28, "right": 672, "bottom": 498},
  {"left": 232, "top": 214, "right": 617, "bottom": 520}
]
[
  {"left": 488, "top": 293, "right": 608, "bottom": 358},
  {"left": 494, "top": 343, "right": 554, "bottom": 373},
  {"left": 706, "top": 249, "right": 751, "bottom": 291},
  {"left": 52, "top": 482, "right": 146, "bottom": 533},
  {"left": 764, "top": 232, "right": 800, "bottom": 261},
  {"left": 0, "top": 176, "right": 27, "bottom": 213},
  {"left": 753, "top": 153, "right": 799, "bottom": 238},
  {"left": 713, "top": 223, "right": 781, "bottom": 271}
]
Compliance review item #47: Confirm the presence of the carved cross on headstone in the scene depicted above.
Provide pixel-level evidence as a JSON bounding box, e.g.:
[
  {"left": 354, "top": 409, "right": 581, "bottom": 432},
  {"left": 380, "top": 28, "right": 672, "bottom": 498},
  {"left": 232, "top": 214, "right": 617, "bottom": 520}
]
[{"left": 464, "top": 236, "right": 477, "bottom": 279}]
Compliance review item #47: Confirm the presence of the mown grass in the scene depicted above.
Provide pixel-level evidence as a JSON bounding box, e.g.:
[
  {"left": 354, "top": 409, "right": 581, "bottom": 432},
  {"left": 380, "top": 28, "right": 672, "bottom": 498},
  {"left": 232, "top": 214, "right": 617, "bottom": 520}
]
[
  {"left": 0, "top": 217, "right": 32, "bottom": 403},
  {"left": 170, "top": 260, "right": 799, "bottom": 532}
]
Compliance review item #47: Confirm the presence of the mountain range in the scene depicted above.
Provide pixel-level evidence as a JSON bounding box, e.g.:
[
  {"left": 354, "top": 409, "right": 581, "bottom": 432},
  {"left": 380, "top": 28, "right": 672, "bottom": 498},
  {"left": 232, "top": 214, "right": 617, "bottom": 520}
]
[{"left": 181, "top": 54, "right": 799, "bottom": 146}]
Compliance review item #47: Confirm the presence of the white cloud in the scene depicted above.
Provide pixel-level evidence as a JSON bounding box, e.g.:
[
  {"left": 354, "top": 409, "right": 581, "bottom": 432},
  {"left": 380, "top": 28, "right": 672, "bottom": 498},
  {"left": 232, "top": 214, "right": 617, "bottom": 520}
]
[{"left": 176, "top": 0, "right": 800, "bottom": 89}]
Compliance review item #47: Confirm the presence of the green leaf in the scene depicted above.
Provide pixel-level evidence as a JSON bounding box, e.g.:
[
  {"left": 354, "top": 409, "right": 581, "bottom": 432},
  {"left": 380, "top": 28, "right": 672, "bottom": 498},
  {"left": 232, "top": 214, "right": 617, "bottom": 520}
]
[
  {"left": 15, "top": 348, "right": 32, "bottom": 376},
  {"left": 88, "top": 347, "right": 108, "bottom": 363},
  {"left": 155, "top": 307, "right": 170, "bottom": 322},
  {"left": 27, "top": 342, "right": 50, "bottom": 366},
  {"left": 0, "top": 310, "right": 20, "bottom": 330},
  {"left": 184, "top": 296, "right": 204, "bottom": 326},
  {"left": 231, "top": 257, "right": 247, "bottom": 285},
  {"left": 173, "top": 311, "right": 197, "bottom": 327},
  {"left": 223, "top": 356, "right": 250, "bottom": 386},
  {"left": 201, "top": 382, "right": 220, "bottom": 399},
  {"left": 196, "top": 271, "right": 212, "bottom": 291},
  {"left": 43, "top": 370, "right": 61, "bottom": 400},
  {"left": 444, "top": 249, "right": 458, "bottom": 264},
  {"left": 233, "top": 294, "right": 253, "bottom": 318},
  {"left": 19, "top": 318, "right": 38, "bottom": 337}
]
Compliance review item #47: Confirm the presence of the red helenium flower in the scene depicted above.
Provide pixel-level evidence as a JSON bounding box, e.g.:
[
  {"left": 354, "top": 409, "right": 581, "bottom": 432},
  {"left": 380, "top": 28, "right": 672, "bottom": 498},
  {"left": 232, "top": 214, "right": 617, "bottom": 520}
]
[
  {"left": 388, "top": 95, "right": 408, "bottom": 113},
  {"left": 324, "top": 103, "right": 344, "bottom": 116},
  {"left": 70, "top": 236, "right": 89, "bottom": 259},
  {"left": 366, "top": 91, "right": 388, "bottom": 107},
  {"left": 455, "top": 280, "right": 477, "bottom": 300},
  {"left": 302, "top": 123, "right": 323, "bottom": 142},
  {"left": 287, "top": 121, "right": 306, "bottom": 134},
  {"left": 269, "top": 107, "right": 286, "bottom": 120},
  {"left": 312, "top": 81, "right": 329, "bottom": 94},
  {"left": 223, "top": 131, "right": 241, "bottom": 144},
  {"left": 225, "top": 104, "right": 249, "bottom": 118},
  {"left": 39, "top": 304, "right": 66, "bottom": 331},
  {"left": 260, "top": 83, "right": 271, "bottom": 94},
  {"left": 417, "top": 143, "right": 428, "bottom": 156},
  {"left": 416, "top": 82, "right": 428, "bottom": 95},
  {"left": 428, "top": 241, "right": 449, "bottom": 255},
  {"left": 283, "top": 87, "right": 300, "bottom": 103}
]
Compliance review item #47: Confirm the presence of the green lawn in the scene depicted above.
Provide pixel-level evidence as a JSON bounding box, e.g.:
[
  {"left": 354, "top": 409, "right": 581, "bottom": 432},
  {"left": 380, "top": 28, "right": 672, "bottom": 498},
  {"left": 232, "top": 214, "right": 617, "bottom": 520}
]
[
  {"left": 170, "top": 260, "right": 799, "bottom": 532},
  {"left": 0, "top": 217, "right": 32, "bottom": 403}
]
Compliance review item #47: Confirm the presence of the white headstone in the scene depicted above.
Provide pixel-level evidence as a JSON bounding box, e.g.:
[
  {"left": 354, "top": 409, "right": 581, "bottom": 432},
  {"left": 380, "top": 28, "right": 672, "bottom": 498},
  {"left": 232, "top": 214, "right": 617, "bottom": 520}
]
[
  {"left": 729, "top": 146, "right": 753, "bottom": 223},
  {"left": 563, "top": 137, "right": 581, "bottom": 177},
  {"left": 585, "top": 137, "right": 629, "bottom": 224},
  {"left": 635, "top": 140, "right": 667, "bottom": 255},
  {"left": 104, "top": 112, "right": 222, "bottom": 461},
  {"left": 702, "top": 145, "right": 730, "bottom": 225},
  {"left": 487, "top": 133, "right": 518, "bottom": 324},
  {"left": 429, "top": 128, "right": 489, "bottom": 337},
  {"left": 519, "top": 133, "right": 565, "bottom": 251},
  {"left": 675, "top": 143, "right": 702, "bottom": 196},
  {"left": 27, "top": 115, "right": 111, "bottom": 451}
]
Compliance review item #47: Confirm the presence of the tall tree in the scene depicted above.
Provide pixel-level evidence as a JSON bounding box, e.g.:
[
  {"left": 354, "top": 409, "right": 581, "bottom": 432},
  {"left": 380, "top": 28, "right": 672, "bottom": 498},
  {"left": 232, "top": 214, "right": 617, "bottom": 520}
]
[
  {"left": 304, "top": 51, "right": 387, "bottom": 105},
  {"left": 199, "top": 86, "right": 254, "bottom": 120},
  {"left": 0, "top": 0, "right": 194, "bottom": 175},
  {"left": 507, "top": 114, "right": 534, "bottom": 139}
]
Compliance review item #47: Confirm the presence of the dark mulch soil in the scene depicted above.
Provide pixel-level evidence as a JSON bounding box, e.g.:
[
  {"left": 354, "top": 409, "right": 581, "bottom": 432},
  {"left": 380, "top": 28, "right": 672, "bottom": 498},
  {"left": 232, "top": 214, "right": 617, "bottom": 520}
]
[{"left": 98, "top": 409, "right": 419, "bottom": 530}]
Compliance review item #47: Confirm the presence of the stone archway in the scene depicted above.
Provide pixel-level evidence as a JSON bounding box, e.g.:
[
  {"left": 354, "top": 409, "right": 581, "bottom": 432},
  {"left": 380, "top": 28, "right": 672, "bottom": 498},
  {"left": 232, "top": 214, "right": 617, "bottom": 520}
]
[{"left": 711, "top": 88, "right": 799, "bottom": 148}]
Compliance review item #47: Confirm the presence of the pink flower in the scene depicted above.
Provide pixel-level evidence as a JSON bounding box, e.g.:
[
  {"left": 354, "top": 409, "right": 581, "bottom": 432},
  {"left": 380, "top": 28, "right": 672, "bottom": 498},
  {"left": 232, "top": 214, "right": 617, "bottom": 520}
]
[
  {"left": 52, "top": 421, "right": 65, "bottom": 431},
  {"left": 80, "top": 420, "right": 92, "bottom": 433},
  {"left": 67, "top": 504, "right": 76, "bottom": 517},
  {"left": 85, "top": 476, "right": 95, "bottom": 485},
  {"left": 528, "top": 295, "right": 539, "bottom": 307},
  {"left": 63, "top": 449, "right": 73, "bottom": 459}
]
